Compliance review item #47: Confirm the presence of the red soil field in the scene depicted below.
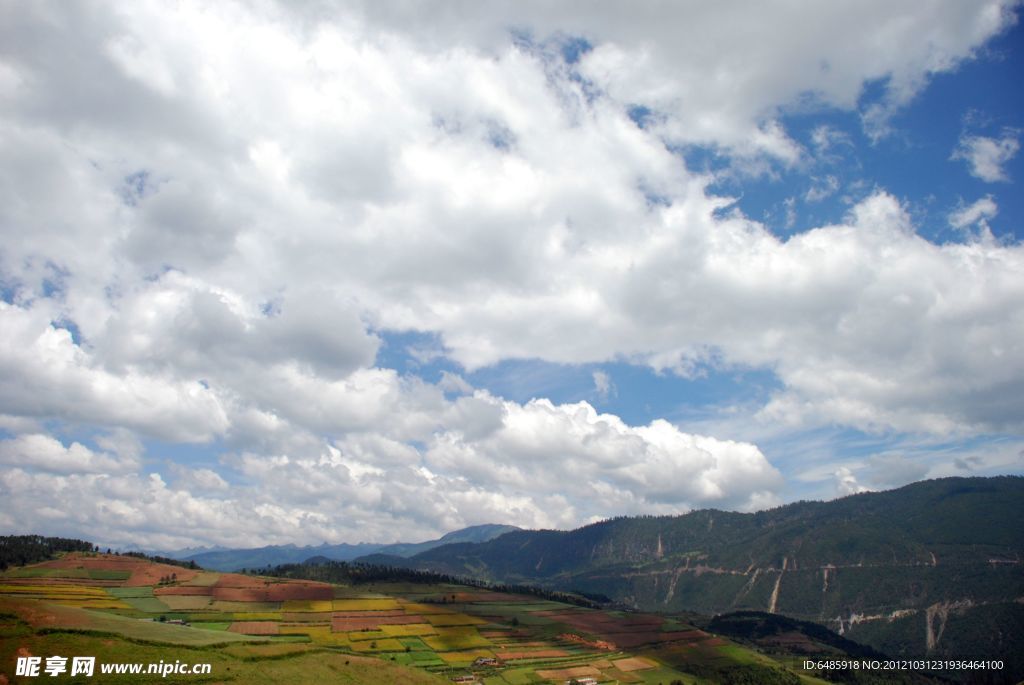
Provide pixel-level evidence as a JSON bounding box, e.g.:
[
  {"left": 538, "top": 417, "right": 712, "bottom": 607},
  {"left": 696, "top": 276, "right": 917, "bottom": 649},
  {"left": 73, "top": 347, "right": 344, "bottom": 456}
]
[
  {"left": 124, "top": 563, "right": 199, "bottom": 587},
  {"left": 210, "top": 573, "right": 260, "bottom": 587},
  {"left": 23, "top": 553, "right": 199, "bottom": 587},
  {"left": 332, "top": 610, "right": 408, "bottom": 618},
  {"left": 34, "top": 554, "right": 138, "bottom": 571},
  {"left": 209, "top": 575, "right": 333, "bottom": 601},
  {"left": 0, "top": 578, "right": 122, "bottom": 587},
  {"left": 227, "top": 621, "right": 280, "bottom": 635}
]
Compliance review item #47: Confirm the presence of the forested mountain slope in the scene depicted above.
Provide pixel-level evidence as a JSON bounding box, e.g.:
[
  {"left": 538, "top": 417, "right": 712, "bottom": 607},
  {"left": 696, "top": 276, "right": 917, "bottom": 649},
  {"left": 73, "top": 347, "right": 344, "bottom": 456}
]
[{"left": 375, "top": 477, "right": 1024, "bottom": 672}]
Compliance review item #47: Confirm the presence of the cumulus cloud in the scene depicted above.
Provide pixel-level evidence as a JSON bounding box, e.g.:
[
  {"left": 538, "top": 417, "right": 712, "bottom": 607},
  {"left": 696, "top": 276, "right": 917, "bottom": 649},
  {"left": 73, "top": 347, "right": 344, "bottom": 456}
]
[
  {"left": 0, "top": 302, "right": 229, "bottom": 443},
  {"left": 0, "top": 395, "right": 781, "bottom": 547},
  {"left": 952, "top": 130, "right": 1020, "bottom": 182},
  {"left": 0, "top": 1, "right": 1021, "bottom": 545},
  {"left": 833, "top": 466, "right": 869, "bottom": 497},
  {"left": 0, "top": 434, "right": 136, "bottom": 475}
]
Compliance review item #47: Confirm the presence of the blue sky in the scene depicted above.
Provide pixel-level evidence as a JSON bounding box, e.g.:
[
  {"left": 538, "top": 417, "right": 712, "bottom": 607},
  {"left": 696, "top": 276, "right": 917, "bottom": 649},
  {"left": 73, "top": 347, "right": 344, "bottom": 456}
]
[{"left": 1, "top": 1, "right": 1022, "bottom": 549}]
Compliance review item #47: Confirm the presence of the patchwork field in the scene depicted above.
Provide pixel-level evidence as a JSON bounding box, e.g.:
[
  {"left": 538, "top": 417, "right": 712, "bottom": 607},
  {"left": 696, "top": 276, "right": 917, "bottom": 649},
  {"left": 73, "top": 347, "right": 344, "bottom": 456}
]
[{"left": 0, "top": 553, "right": 828, "bottom": 684}]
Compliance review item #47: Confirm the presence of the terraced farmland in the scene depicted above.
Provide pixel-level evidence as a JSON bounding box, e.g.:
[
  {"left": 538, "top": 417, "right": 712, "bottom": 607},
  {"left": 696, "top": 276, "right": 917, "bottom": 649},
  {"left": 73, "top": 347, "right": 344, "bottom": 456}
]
[{"left": 1, "top": 553, "right": 834, "bottom": 683}]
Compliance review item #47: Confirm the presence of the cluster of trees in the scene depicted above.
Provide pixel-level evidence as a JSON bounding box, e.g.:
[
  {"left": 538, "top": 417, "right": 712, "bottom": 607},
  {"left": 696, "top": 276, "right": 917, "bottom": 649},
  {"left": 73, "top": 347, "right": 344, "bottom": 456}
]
[
  {"left": 0, "top": 535, "right": 94, "bottom": 570},
  {"left": 251, "top": 559, "right": 604, "bottom": 609}
]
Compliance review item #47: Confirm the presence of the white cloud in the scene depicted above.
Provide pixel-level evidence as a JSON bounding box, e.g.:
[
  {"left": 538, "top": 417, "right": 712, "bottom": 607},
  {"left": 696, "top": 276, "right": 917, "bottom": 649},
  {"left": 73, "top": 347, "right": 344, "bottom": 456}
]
[
  {"left": 427, "top": 396, "right": 782, "bottom": 516},
  {"left": 591, "top": 370, "right": 615, "bottom": 401},
  {"left": 952, "top": 131, "right": 1021, "bottom": 182},
  {"left": 0, "top": 434, "right": 136, "bottom": 474},
  {"left": 833, "top": 466, "right": 869, "bottom": 497},
  {"left": 0, "top": 395, "right": 782, "bottom": 547},
  {"left": 804, "top": 174, "right": 840, "bottom": 203},
  {"left": 0, "top": 302, "right": 229, "bottom": 443},
  {"left": 0, "top": 1, "right": 1021, "bottom": 545},
  {"left": 438, "top": 371, "right": 474, "bottom": 395},
  {"left": 949, "top": 195, "right": 999, "bottom": 242},
  {"left": 169, "top": 464, "right": 230, "bottom": 493}
]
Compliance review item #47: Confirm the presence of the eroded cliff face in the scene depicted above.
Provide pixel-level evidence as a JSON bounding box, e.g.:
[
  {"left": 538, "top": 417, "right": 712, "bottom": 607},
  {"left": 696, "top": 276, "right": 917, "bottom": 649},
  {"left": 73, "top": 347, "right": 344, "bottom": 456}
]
[{"left": 568, "top": 548, "right": 1022, "bottom": 659}]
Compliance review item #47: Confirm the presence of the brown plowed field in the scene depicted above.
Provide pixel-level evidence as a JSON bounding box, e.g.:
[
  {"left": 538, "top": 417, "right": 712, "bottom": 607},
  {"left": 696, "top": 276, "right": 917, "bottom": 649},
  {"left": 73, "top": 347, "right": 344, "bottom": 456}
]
[
  {"left": 228, "top": 621, "right": 280, "bottom": 635},
  {"left": 209, "top": 574, "right": 333, "bottom": 601},
  {"left": 125, "top": 564, "right": 199, "bottom": 586},
  {"left": 612, "top": 657, "right": 657, "bottom": 672},
  {"left": 536, "top": 665, "right": 601, "bottom": 679}
]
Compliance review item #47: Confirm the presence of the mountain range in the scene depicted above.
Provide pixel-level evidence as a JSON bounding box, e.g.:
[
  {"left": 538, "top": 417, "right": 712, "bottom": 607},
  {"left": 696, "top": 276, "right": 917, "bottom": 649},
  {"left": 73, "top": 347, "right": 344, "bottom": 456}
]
[
  {"left": 354, "top": 476, "right": 1024, "bottom": 675},
  {"left": 162, "top": 523, "right": 520, "bottom": 571}
]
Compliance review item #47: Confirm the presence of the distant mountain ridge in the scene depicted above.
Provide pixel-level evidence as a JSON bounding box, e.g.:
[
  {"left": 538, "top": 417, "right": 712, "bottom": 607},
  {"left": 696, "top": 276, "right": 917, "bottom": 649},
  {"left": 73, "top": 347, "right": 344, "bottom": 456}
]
[
  {"left": 172, "top": 523, "right": 520, "bottom": 571},
  {"left": 364, "top": 476, "right": 1024, "bottom": 674}
]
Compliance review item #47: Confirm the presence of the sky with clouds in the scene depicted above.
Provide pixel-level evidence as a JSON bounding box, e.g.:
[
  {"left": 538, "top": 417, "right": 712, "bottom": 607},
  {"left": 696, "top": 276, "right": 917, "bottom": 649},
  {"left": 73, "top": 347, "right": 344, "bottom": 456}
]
[{"left": 1, "top": 1, "right": 1023, "bottom": 550}]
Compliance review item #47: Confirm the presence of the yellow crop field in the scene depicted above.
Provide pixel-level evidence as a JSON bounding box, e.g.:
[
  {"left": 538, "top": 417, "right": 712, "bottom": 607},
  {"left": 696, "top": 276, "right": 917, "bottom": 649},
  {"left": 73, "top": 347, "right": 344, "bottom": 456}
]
[
  {"left": 350, "top": 637, "right": 405, "bottom": 652},
  {"left": 347, "top": 629, "right": 389, "bottom": 641},
  {"left": 278, "top": 624, "right": 350, "bottom": 645},
  {"left": 182, "top": 572, "right": 220, "bottom": 586},
  {"left": 232, "top": 611, "right": 283, "bottom": 621},
  {"left": 423, "top": 627, "right": 492, "bottom": 651},
  {"left": 380, "top": 623, "right": 438, "bottom": 637},
  {"left": 209, "top": 600, "right": 281, "bottom": 611},
  {"left": 49, "top": 598, "right": 131, "bottom": 609},
  {"left": 332, "top": 598, "right": 401, "bottom": 611},
  {"left": 282, "top": 599, "right": 333, "bottom": 612}
]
